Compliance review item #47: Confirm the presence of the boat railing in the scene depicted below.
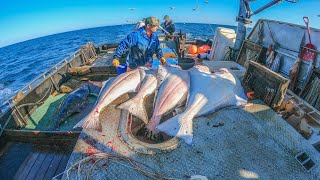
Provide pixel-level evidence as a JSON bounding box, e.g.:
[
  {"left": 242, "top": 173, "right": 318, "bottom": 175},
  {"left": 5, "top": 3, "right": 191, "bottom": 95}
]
[
  {"left": 2, "top": 50, "right": 80, "bottom": 107},
  {"left": 0, "top": 42, "right": 97, "bottom": 135}
]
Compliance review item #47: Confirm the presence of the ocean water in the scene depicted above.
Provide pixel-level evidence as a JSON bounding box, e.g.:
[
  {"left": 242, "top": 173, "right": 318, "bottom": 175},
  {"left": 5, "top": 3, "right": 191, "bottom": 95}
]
[{"left": 0, "top": 23, "right": 236, "bottom": 105}]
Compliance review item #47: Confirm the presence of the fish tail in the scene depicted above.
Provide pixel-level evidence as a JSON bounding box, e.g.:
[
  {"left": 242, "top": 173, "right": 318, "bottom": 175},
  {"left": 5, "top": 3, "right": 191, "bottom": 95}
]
[
  {"left": 117, "top": 97, "right": 148, "bottom": 124},
  {"left": 73, "top": 110, "right": 102, "bottom": 131},
  {"left": 145, "top": 115, "right": 162, "bottom": 133},
  {"left": 156, "top": 112, "right": 194, "bottom": 144}
]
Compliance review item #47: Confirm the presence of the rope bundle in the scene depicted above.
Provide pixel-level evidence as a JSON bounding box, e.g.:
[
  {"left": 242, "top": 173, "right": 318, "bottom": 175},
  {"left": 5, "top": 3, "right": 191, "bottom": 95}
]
[{"left": 52, "top": 152, "right": 178, "bottom": 180}]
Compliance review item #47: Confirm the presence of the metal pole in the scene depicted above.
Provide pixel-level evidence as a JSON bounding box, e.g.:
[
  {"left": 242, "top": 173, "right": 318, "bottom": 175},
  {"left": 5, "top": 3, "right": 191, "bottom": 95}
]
[
  {"left": 252, "top": 0, "right": 283, "bottom": 16},
  {"left": 234, "top": 22, "right": 247, "bottom": 52},
  {"left": 234, "top": 0, "right": 285, "bottom": 55},
  {"left": 234, "top": 0, "right": 251, "bottom": 56},
  {"left": 158, "top": 25, "right": 170, "bottom": 35}
]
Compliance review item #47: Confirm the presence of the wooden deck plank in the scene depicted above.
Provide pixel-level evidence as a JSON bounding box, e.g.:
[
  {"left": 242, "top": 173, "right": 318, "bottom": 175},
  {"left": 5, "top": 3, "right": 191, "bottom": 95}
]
[
  {"left": 3, "top": 130, "right": 81, "bottom": 146},
  {"left": 34, "top": 153, "right": 55, "bottom": 180},
  {"left": 13, "top": 153, "right": 32, "bottom": 180},
  {"left": 0, "top": 142, "right": 11, "bottom": 157},
  {"left": 26, "top": 153, "right": 47, "bottom": 180},
  {"left": 42, "top": 154, "right": 63, "bottom": 180},
  {"left": 54, "top": 155, "right": 70, "bottom": 180},
  {"left": 17, "top": 152, "right": 40, "bottom": 180},
  {"left": 0, "top": 142, "right": 33, "bottom": 180}
]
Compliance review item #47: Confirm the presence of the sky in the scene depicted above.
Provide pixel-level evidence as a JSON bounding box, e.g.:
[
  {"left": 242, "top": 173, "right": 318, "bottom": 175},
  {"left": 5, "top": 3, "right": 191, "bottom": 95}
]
[{"left": 0, "top": 0, "right": 319, "bottom": 48}]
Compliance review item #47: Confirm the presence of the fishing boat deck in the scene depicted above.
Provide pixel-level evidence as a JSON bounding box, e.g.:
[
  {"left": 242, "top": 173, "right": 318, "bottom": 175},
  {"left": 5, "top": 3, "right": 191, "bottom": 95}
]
[
  {"left": 2, "top": 30, "right": 320, "bottom": 178},
  {"left": 0, "top": 142, "right": 73, "bottom": 180},
  {"left": 62, "top": 98, "right": 320, "bottom": 179},
  {"left": 12, "top": 48, "right": 116, "bottom": 132},
  {"left": 0, "top": 46, "right": 116, "bottom": 179},
  {"left": 91, "top": 51, "right": 115, "bottom": 67},
  {"left": 19, "top": 83, "right": 101, "bottom": 131}
]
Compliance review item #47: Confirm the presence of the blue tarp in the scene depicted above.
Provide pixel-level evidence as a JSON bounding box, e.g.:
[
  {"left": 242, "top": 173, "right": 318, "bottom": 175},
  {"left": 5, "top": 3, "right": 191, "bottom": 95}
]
[{"left": 152, "top": 48, "right": 178, "bottom": 69}]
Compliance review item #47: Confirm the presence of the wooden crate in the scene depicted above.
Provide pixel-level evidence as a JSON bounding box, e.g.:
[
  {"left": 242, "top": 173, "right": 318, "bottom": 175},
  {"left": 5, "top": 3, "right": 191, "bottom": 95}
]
[
  {"left": 236, "top": 40, "right": 263, "bottom": 68},
  {"left": 242, "top": 61, "right": 290, "bottom": 108}
]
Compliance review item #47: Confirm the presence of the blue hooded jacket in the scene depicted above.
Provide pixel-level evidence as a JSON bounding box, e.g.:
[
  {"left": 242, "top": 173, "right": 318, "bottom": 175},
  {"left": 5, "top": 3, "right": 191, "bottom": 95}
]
[{"left": 113, "top": 27, "right": 163, "bottom": 69}]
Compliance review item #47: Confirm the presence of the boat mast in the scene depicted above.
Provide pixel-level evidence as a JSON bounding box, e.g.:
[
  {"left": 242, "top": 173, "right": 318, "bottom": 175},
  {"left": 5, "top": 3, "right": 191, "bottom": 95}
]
[{"left": 234, "top": 0, "right": 297, "bottom": 56}]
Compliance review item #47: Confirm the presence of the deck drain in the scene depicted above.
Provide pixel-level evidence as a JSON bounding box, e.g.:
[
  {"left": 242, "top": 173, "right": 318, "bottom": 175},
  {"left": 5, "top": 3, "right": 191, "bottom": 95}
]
[
  {"left": 295, "top": 152, "right": 315, "bottom": 172},
  {"left": 312, "top": 141, "right": 320, "bottom": 153}
]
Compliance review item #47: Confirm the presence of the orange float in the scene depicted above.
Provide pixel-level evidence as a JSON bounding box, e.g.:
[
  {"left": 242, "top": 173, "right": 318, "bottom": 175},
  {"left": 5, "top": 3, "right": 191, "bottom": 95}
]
[
  {"left": 203, "top": 45, "right": 211, "bottom": 51},
  {"left": 189, "top": 45, "right": 198, "bottom": 54},
  {"left": 197, "top": 45, "right": 211, "bottom": 54}
]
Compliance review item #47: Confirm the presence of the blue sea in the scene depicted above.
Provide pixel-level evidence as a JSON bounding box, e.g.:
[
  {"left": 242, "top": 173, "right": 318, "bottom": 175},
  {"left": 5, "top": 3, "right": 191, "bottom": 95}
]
[{"left": 0, "top": 23, "right": 236, "bottom": 105}]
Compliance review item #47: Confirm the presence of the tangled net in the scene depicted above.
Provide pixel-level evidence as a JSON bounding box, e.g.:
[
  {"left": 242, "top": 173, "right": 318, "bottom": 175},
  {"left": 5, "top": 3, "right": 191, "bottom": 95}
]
[{"left": 52, "top": 152, "right": 177, "bottom": 180}]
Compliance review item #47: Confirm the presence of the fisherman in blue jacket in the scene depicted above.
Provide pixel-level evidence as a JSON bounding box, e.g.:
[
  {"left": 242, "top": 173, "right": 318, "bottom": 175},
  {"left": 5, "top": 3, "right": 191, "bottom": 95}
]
[{"left": 113, "top": 16, "right": 166, "bottom": 70}]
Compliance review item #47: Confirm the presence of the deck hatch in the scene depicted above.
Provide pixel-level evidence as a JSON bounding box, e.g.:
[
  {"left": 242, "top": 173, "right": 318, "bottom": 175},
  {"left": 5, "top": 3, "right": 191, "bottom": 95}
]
[
  {"left": 312, "top": 141, "right": 320, "bottom": 153},
  {"left": 295, "top": 152, "right": 316, "bottom": 172}
]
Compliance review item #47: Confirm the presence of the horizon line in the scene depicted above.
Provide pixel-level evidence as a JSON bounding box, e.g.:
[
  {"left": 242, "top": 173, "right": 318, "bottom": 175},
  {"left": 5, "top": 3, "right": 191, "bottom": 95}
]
[{"left": 0, "top": 22, "right": 237, "bottom": 49}]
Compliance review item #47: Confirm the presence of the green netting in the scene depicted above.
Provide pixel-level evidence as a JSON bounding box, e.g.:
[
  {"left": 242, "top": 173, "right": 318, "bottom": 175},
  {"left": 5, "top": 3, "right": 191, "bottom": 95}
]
[{"left": 23, "top": 94, "right": 97, "bottom": 131}]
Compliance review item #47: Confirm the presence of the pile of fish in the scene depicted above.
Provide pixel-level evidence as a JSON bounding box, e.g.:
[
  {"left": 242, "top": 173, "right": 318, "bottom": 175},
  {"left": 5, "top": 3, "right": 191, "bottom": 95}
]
[
  {"left": 55, "top": 83, "right": 91, "bottom": 128},
  {"left": 74, "top": 65, "right": 247, "bottom": 144},
  {"left": 55, "top": 81, "right": 101, "bottom": 129}
]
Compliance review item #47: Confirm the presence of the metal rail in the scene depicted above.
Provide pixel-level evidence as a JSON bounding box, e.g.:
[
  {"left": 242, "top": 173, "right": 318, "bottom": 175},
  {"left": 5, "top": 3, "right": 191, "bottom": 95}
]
[
  {"left": 0, "top": 42, "right": 97, "bottom": 133},
  {"left": 1, "top": 49, "right": 79, "bottom": 106}
]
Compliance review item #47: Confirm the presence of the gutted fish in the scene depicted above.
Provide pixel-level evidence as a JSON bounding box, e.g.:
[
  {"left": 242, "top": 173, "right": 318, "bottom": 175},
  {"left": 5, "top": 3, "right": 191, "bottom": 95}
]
[
  {"left": 192, "top": 64, "right": 211, "bottom": 74},
  {"left": 74, "top": 69, "right": 146, "bottom": 131},
  {"left": 117, "top": 74, "right": 157, "bottom": 124},
  {"left": 157, "top": 68, "right": 247, "bottom": 144},
  {"left": 145, "top": 65, "right": 190, "bottom": 140},
  {"left": 156, "top": 65, "right": 182, "bottom": 88},
  {"left": 55, "top": 83, "right": 90, "bottom": 128}
]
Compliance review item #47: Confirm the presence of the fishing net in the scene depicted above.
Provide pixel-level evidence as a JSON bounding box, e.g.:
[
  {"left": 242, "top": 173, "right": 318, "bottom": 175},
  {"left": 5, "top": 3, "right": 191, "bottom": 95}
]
[{"left": 62, "top": 100, "right": 319, "bottom": 179}]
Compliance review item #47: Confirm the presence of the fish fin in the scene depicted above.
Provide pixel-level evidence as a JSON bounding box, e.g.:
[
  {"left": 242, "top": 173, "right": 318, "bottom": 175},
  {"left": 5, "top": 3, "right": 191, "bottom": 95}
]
[
  {"left": 73, "top": 118, "right": 84, "bottom": 129},
  {"left": 89, "top": 93, "right": 99, "bottom": 97},
  {"left": 235, "top": 94, "right": 248, "bottom": 105},
  {"left": 156, "top": 113, "right": 194, "bottom": 144},
  {"left": 54, "top": 118, "right": 62, "bottom": 129},
  {"left": 117, "top": 97, "right": 148, "bottom": 124},
  {"left": 73, "top": 111, "right": 102, "bottom": 131},
  {"left": 82, "top": 100, "right": 90, "bottom": 108},
  {"left": 101, "top": 80, "right": 109, "bottom": 87}
]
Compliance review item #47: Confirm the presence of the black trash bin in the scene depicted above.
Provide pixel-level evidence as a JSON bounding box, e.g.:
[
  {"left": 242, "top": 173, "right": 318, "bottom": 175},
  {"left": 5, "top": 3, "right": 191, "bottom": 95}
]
[{"left": 178, "top": 58, "right": 195, "bottom": 70}]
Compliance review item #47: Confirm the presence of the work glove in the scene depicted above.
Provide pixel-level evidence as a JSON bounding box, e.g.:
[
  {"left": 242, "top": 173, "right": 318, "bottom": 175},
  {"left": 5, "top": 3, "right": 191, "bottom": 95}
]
[
  {"left": 112, "top": 58, "right": 120, "bottom": 67},
  {"left": 160, "top": 57, "right": 167, "bottom": 65}
]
